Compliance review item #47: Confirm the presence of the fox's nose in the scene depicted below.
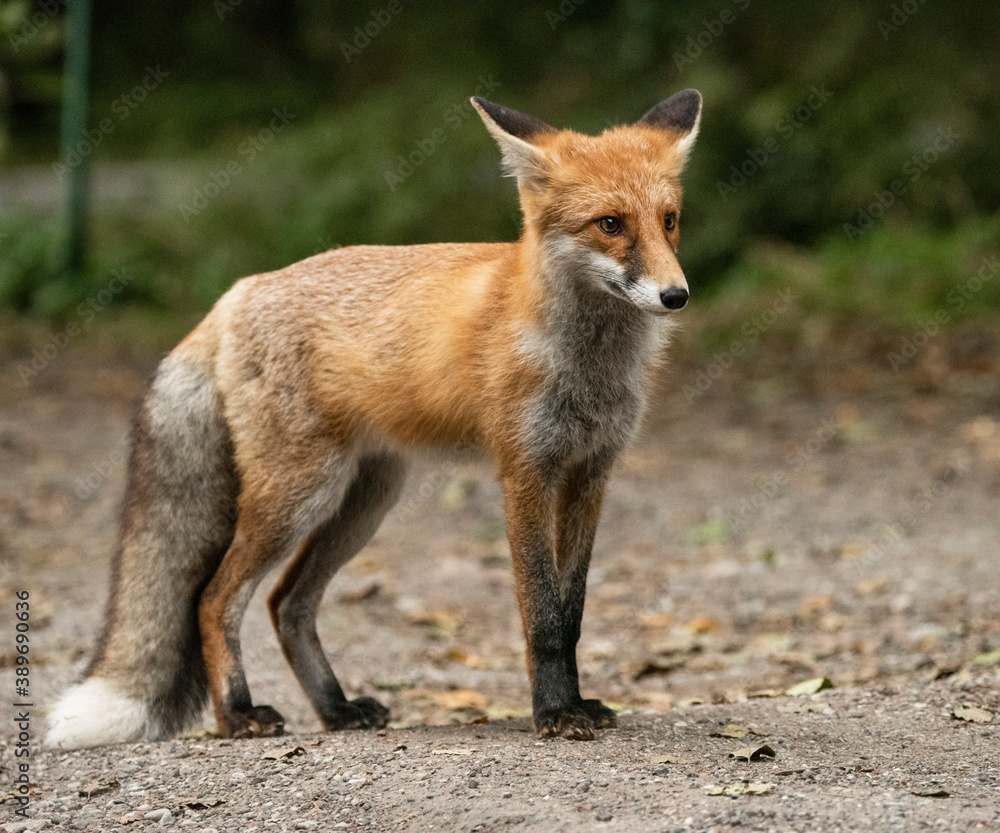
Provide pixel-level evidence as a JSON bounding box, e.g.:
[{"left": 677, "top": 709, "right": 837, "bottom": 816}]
[{"left": 660, "top": 287, "right": 689, "bottom": 310}]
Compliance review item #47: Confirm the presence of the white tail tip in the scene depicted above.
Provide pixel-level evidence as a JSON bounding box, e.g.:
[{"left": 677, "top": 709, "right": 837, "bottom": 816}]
[{"left": 46, "top": 678, "right": 150, "bottom": 749}]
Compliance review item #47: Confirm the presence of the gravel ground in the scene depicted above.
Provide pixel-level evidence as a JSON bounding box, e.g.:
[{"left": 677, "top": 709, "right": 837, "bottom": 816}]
[{"left": 1, "top": 316, "right": 998, "bottom": 832}]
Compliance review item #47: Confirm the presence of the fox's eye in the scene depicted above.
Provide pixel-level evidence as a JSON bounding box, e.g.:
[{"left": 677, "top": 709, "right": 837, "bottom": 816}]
[
  {"left": 596, "top": 216, "right": 622, "bottom": 235},
  {"left": 664, "top": 212, "right": 677, "bottom": 232}
]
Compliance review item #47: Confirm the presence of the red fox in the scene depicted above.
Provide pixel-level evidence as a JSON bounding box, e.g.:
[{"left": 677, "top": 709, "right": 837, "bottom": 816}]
[{"left": 46, "top": 90, "right": 701, "bottom": 748}]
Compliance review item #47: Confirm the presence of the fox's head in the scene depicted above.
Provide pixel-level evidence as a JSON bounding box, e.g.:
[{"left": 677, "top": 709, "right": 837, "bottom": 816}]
[{"left": 472, "top": 91, "right": 701, "bottom": 316}]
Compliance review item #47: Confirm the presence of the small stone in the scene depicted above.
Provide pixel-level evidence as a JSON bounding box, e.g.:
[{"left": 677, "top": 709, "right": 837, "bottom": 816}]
[
  {"left": 144, "top": 808, "right": 173, "bottom": 823},
  {"left": 596, "top": 810, "right": 613, "bottom": 822}
]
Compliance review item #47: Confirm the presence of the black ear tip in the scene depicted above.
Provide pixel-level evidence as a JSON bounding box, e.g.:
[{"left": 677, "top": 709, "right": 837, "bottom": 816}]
[
  {"left": 472, "top": 98, "right": 557, "bottom": 140},
  {"left": 638, "top": 89, "right": 703, "bottom": 132}
]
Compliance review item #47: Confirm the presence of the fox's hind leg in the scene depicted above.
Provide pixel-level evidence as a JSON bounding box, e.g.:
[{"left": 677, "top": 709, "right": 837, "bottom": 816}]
[
  {"left": 267, "top": 452, "right": 407, "bottom": 731},
  {"left": 198, "top": 450, "right": 359, "bottom": 739}
]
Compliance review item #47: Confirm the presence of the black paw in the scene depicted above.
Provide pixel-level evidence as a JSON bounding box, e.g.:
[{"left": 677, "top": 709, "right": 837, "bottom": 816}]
[
  {"left": 227, "top": 705, "right": 286, "bottom": 739},
  {"left": 580, "top": 698, "right": 618, "bottom": 729},
  {"left": 534, "top": 708, "right": 596, "bottom": 741},
  {"left": 322, "top": 696, "right": 390, "bottom": 730}
]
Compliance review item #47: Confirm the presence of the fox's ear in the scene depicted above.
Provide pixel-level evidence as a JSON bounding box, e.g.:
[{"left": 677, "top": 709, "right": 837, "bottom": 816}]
[
  {"left": 638, "top": 89, "right": 702, "bottom": 160},
  {"left": 472, "top": 97, "right": 555, "bottom": 184}
]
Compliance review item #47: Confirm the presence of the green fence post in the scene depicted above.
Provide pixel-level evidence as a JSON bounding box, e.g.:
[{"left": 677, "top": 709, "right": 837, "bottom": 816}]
[{"left": 59, "top": 0, "right": 92, "bottom": 274}]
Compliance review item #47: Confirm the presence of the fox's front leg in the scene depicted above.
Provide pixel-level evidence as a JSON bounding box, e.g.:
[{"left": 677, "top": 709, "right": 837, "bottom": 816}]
[
  {"left": 502, "top": 459, "right": 597, "bottom": 740},
  {"left": 555, "top": 454, "right": 617, "bottom": 730}
]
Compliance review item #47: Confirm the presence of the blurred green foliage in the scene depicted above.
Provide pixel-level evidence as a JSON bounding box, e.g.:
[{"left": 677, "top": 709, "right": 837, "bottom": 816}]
[{"left": 0, "top": 1, "right": 997, "bottom": 323}]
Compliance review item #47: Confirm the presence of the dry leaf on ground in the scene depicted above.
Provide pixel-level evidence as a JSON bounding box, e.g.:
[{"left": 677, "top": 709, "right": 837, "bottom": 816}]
[
  {"left": 973, "top": 649, "right": 1000, "bottom": 666},
  {"left": 785, "top": 677, "right": 833, "bottom": 696},
  {"left": 777, "top": 701, "right": 835, "bottom": 715},
  {"left": 78, "top": 779, "right": 118, "bottom": 798},
  {"left": 337, "top": 581, "right": 380, "bottom": 603},
  {"left": 262, "top": 746, "right": 305, "bottom": 761},
  {"left": 432, "top": 689, "right": 488, "bottom": 710},
  {"left": 686, "top": 615, "right": 722, "bottom": 634},
  {"left": 952, "top": 705, "right": 993, "bottom": 724},
  {"left": 633, "top": 661, "right": 681, "bottom": 681},
  {"left": 706, "top": 782, "right": 775, "bottom": 796},
  {"left": 911, "top": 786, "right": 950, "bottom": 798},
  {"left": 729, "top": 744, "right": 776, "bottom": 762},
  {"left": 409, "top": 608, "right": 462, "bottom": 634}
]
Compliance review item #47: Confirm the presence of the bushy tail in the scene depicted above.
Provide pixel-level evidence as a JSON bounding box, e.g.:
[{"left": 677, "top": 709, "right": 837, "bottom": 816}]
[{"left": 47, "top": 354, "right": 238, "bottom": 749}]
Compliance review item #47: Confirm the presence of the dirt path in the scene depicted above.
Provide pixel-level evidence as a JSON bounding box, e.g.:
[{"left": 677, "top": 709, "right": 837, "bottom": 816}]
[{"left": 1, "top": 318, "right": 998, "bottom": 831}]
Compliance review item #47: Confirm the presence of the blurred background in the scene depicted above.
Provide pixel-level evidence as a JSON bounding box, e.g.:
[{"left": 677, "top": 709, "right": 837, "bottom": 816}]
[{"left": 0, "top": 0, "right": 997, "bottom": 331}]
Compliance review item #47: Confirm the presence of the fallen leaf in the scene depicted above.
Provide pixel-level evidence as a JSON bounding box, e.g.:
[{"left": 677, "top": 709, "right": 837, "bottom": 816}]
[
  {"left": 710, "top": 724, "right": 764, "bottom": 739},
  {"left": 638, "top": 611, "right": 673, "bottom": 629},
  {"left": 729, "top": 744, "right": 776, "bottom": 762},
  {"left": 705, "top": 781, "right": 775, "bottom": 796},
  {"left": 431, "top": 747, "right": 474, "bottom": 755},
  {"left": 855, "top": 578, "right": 889, "bottom": 597},
  {"left": 911, "top": 786, "right": 950, "bottom": 798},
  {"left": 432, "top": 689, "right": 488, "bottom": 710},
  {"left": 119, "top": 812, "right": 142, "bottom": 825},
  {"left": 79, "top": 779, "right": 118, "bottom": 798},
  {"left": 777, "top": 701, "right": 834, "bottom": 715},
  {"left": 180, "top": 798, "right": 224, "bottom": 810},
  {"left": 747, "top": 688, "right": 783, "bottom": 699},
  {"left": 633, "top": 690, "right": 675, "bottom": 709},
  {"left": 683, "top": 518, "right": 729, "bottom": 546},
  {"left": 646, "top": 753, "right": 687, "bottom": 764},
  {"left": 485, "top": 705, "right": 531, "bottom": 720},
  {"left": 785, "top": 677, "right": 833, "bottom": 696},
  {"left": 973, "top": 649, "right": 1000, "bottom": 666},
  {"left": 409, "top": 608, "right": 462, "bottom": 635},
  {"left": 952, "top": 705, "right": 993, "bottom": 724},
  {"left": 800, "top": 594, "right": 832, "bottom": 613},
  {"left": 633, "top": 661, "right": 681, "bottom": 681},
  {"left": 262, "top": 746, "right": 305, "bottom": 761},
  {"left": 686, "top": 616, "right": 721, "bottom": 635},
  {"left": 337, "top": 581, "right": 380, "bottom": 603},
  {"left": 469, "top": 715, "right": 489, "bottom": 725}
]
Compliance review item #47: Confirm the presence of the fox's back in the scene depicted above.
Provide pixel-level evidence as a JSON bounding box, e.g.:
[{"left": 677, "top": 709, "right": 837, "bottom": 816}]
[{"left": 181, "top": 242, "right": 526, "bottom": 451}]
